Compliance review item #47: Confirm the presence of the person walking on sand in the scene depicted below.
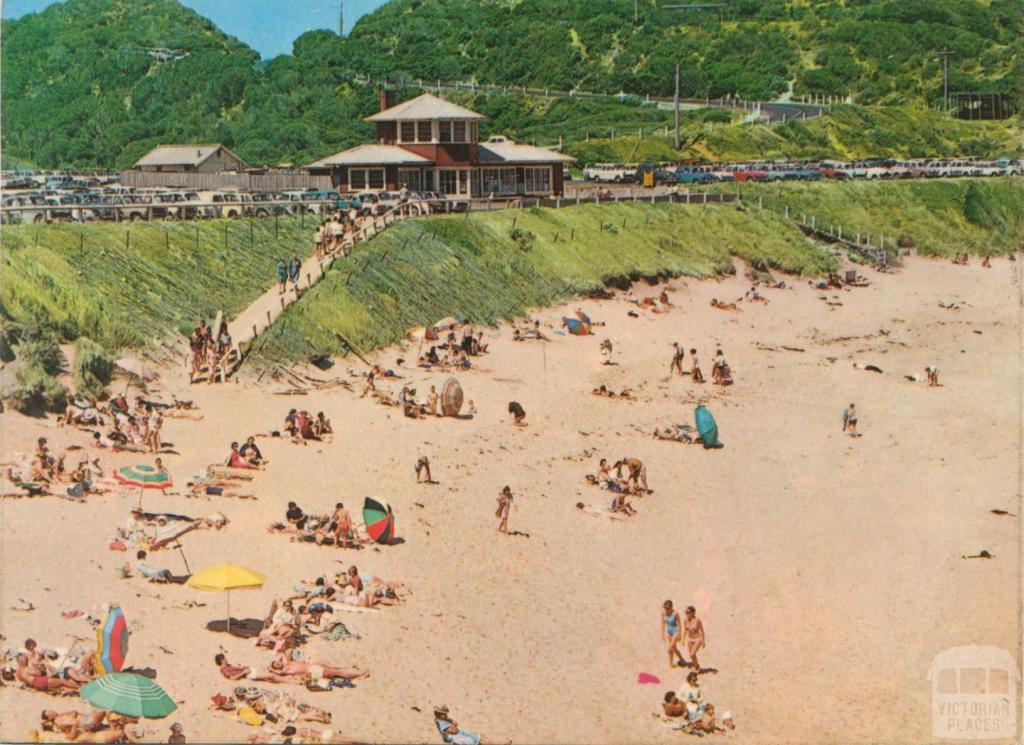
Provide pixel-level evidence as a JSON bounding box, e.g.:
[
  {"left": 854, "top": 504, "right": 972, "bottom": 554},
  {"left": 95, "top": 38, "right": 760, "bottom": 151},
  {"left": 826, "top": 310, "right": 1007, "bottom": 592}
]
[
  {"left": 662, "top": 600, "right": 685, "bottom": 668},
  {"left": 288, "top": 256, "right": 301, "bottom": 292},
  {"left": 277, "top": 258, "right": 288, "bottom": 295},
  {"left": 843, "top": 403, "right": 858, "bottom": 436},
  {"left": 146, "top": 406, "right": 163, "bottom": 453},
  {"left": 926, "top": 366, "right": 940, "bottom": 386},
  {"left": 690, "top": 349, "right": 704, "bottom": 383},
  {"left": 670, "top": 343, "right": 686, "bottom": 376},
  {"left": 331, "top": 502, "right": 354, "bottom": 548},
  {"left": 496, "top": 486, "right": 513, "bottom": 534},
  {"left": 684, "top": 605, "right": 706, "bottom": 670}
]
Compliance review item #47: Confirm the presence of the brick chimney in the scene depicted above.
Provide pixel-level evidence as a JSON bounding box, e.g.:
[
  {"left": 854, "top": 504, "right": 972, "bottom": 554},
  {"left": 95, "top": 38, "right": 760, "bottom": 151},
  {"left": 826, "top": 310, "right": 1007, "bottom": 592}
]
[{"left": 379, "top": 90, "right": 396, "bottom": 112}]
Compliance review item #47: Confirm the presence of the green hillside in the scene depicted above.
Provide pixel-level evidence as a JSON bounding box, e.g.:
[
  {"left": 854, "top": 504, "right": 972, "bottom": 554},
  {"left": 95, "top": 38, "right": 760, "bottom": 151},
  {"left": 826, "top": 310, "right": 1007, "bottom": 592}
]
[
  {"left": 567, "top": 105, "right": 1024, "bottom": 164},
  {"left": 721, "top": 178, "right": 1024, "bottom": 257},
  {"left": 345, "top": 0, "right": 1022, "bottom": 105},
  {"left": 2, "top": 0, "right": 1021, "bottom": 169}
]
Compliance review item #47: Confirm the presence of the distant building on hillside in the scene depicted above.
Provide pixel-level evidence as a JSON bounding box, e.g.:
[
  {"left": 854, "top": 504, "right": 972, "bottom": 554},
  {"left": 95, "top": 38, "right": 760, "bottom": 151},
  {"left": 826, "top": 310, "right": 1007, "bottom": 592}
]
[
  {"left": 306, "top": 92, "right": 572, "bottom": 198},
  {"left": 132, "top": 144, "right": 246, "bottom": 173}
]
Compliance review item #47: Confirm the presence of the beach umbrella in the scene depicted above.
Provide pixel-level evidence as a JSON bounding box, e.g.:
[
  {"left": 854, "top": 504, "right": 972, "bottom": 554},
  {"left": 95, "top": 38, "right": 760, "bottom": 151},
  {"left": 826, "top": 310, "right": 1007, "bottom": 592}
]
[
  {"left": 115, "top": 356, "right": 156, "bottom": 394},
  {"left": 562, "top": 317, "right": 591, "bottom": 336},
  {"left": 695, "top": 404, "right": 720, "bottom": 449},
  {"left": 187, "top": 564, "right": 265, "bottom": 632},
  {"left": 115, "top": 357, "right": 157, "bottom": 381},
  {"left": 115, "top": 464, "right": 172, "bottom": 508},
  {"left": 407, "top": 325, "right": 438, "bottom": 341},
  {"left": 114, "top": 464, "right": 173, "bottom": 490},
  {"left": 440, "top": 377, "right": 464, "bottom": 417},
  {"left": 115, "top": 464, "right": 172, "bottom": 509},
  {"left": 80, "top": 673, "right": 176, "bottom": 719},
  {"left": 433, "top": 316, "right": 460, "bottom": 331},
  {"left": 573, "top": 310, "right": 592, "bottom": 325},
  {"left": 95, "top": 604, "right": 130, "bottom": 675},
  {"left": 363, "top": 497, "right": 395, "bottom": 544}
]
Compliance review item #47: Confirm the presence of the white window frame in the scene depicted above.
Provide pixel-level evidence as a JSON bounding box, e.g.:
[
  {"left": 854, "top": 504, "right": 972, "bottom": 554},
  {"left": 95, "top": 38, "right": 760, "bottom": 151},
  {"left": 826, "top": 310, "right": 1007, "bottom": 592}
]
[
  {"left": 417, "top": 121, "right": 432, "bottom": 143},
  {"left": 524, "top": 166, "right": 551, "bottom": 194},
  {"left": 439, "top": 168, "right": 470, "bottom": 195},
  {"left": 481, "top": 167, "right": 518, "bottom": 195},
  {"left": 349, "top": 168, "right": 385, "bottom": 192},
  {"left": 439, "top": 121, "right": 452, "bottom": 143},
  {"left": 453, "top": 121, "right": 467, "bottom": 143},
  {"left": 399, "top": 121, "right": 416, "bottom": 143},
  {"left": 398, "top": 168, "right": 422, "bottom": 192}
]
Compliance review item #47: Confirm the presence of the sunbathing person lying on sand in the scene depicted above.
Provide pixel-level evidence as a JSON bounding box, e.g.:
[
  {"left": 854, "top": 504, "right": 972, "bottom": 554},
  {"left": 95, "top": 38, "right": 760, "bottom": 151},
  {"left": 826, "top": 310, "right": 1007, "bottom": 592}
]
[
  {"left": 15, "top": 653, "right": 80, "bottom": 693},
  {"left": 227, "top": 686, "right": 333, "bottom": 724},
  {"left": 248, "top": 725, "right": 366, "bottom": 744},
  {"left": 40, "top": 708, "right": 109, "bottom": 740},
  {"left": 575, "top": 502, "right": 626, "bottom": 520},
  {"left": 653, "top": 427, "right": 696, "bottom": 443},
  {"left": 710, "top": 298, "right": 741, "bottom": 311},
  {"left": 216, "top": 653, "right": 252, "bottom": 680},
  {"left": 251, "top": 650, "right": 369, "bottom": 683}
]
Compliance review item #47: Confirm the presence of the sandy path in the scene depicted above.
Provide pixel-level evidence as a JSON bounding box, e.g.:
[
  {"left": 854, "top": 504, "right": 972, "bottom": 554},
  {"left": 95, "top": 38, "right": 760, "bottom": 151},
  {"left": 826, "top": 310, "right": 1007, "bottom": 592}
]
[{"left": 1, "top": 256, "right": 1019, "bottom": 744}]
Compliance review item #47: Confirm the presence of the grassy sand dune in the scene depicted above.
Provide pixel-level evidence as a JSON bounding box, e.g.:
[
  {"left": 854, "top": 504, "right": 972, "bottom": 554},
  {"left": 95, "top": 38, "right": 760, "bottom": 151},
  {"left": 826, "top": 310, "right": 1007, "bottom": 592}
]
[
  {"left": 1, "top": 218, "right": 313, "bottom": 348},
  {"left": 251, "top": 202, "right": 834, "bottom": 362}
]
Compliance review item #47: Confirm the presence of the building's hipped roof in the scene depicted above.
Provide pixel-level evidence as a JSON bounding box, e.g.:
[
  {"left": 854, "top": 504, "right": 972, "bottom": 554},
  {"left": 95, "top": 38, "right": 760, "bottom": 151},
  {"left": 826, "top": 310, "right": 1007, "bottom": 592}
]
[
  {"left": 478, "top": 138, "right": 575, "bottom": 164},
  {"left": 306, "top": 144, "right": 432, "bottom": 168},
  {"left": 134, "top": 144, "right": 241, "bottom": 167},
  {"left": 367, "top": 93, "right": 486, "bottom": 122}
]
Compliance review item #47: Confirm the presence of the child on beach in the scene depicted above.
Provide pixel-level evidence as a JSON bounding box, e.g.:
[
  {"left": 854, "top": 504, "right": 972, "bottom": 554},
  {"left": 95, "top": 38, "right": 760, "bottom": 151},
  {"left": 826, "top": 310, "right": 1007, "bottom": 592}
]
[
  {"left": 843, "top": 403, "right": 858, "bottom": 436},
  {"left": 496, "top": 486, "right": 513, "bottom": 534},
  {"left": 690, "top": 349, "right": 704, "bottom": 383}
]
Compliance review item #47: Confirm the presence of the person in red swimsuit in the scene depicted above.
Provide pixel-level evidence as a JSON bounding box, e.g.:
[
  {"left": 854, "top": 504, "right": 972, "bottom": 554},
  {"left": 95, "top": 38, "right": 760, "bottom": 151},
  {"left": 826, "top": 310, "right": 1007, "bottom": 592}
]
[{"left": 15, "top": 654, "right": 79, "bottom": 692}]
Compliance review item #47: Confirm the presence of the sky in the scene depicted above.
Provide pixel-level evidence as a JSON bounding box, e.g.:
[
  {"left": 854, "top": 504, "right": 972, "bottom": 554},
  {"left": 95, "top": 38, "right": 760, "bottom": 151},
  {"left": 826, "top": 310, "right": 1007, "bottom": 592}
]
[{"left": 1, "top": 0, "right": 389, "bottom": 58}]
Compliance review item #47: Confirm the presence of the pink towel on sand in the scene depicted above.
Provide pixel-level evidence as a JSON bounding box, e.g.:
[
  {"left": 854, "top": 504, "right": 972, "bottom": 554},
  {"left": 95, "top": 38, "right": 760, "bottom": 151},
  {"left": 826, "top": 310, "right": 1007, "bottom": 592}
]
[{"left": 637, "top": 672, "right": 661, "bottom": 684}]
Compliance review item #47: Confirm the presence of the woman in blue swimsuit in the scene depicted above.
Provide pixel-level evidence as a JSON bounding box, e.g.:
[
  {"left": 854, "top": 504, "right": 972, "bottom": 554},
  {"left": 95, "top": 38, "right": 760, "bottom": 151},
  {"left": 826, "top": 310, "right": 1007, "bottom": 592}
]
[{"left": 662, "top": 599, "right": 684, "bottom": 668}]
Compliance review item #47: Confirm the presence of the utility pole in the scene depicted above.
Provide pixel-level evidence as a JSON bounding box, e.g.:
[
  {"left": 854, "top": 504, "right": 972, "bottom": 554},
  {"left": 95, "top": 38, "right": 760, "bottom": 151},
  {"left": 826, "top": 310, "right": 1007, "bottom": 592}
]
[
  {"left": 938, "top": 48, "right": 951, "bottom": 111},
  {"left": 674, "top": 61, "right": 681, "bottom": 149},
  {"left": 338, "top": 0, "right": 344, "bottom": 38}
]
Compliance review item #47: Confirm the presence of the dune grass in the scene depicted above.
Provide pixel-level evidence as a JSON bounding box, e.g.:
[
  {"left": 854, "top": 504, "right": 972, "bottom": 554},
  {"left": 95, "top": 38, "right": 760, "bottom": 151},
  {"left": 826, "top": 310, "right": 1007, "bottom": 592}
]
[
  {"left": 568, "top": 106, "right": 1024, "bottom": 165},
  {"left": 250, "top": 201, "right": 834, "bottom": 363},
  {"left": 719, "top": 178, "right": 1024, "bottom": 257},
  {"left": 1, "top": 217, "right": 314, "bottom": 349}
]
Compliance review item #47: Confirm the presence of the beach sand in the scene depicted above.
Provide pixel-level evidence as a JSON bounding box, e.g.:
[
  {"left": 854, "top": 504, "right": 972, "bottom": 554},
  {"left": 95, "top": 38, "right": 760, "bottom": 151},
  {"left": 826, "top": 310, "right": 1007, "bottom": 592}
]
[{"left": 1, "top": 256, "right": 1020, "bottom": 744}]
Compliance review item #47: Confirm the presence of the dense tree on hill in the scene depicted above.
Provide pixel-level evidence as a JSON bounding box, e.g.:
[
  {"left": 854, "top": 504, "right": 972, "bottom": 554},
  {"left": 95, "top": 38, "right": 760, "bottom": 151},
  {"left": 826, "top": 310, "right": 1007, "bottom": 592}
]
[{"left": 1, "top": 0, "right": 1020, "bottom": 168}]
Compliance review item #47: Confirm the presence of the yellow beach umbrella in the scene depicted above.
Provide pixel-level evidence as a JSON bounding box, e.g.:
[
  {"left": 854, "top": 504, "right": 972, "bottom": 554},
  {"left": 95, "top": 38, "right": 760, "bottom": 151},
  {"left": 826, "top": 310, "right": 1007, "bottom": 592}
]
[{"left": 187, "top": 564, "right": 265, "bottom": 632}]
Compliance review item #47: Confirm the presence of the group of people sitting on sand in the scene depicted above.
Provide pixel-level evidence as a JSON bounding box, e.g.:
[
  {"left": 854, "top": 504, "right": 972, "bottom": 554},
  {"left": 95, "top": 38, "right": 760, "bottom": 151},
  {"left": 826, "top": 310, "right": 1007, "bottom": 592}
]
[
  {"left": 6, "top": 638, "right": 91, "bottom": 694},
  {"left": 579, "top": 457, "right": 653, "bottom": 517},
  {"left": 591, "top": 385, "right": 634, "bottom": 400},
  {"left": 418, "top": 328, "right": 489, "bottom": 370},
  {"left": 268, "top": 501, "right": 374, "bottom": 548},
  {"left": 188, "top": 319, "right": 233, "bottom": 384},
  {"left": 626, "top": 289, "right": 675, "bottom": 315},
  {"left": 661, "top": 672, "right": 735, "bottom": 735},
  {"left": 208, "top": 685, "right": 363, "bottom": 743},
  {"left": 1, "top": 437, "right": 113, "bottom": 498},
  {"left": 511, "top": 319, "right": 549, "bottom": 341},
  {"left": 112, "top": 507, "right": 229, "bottom": 557},
  {"left": 283, "top": 410, "right": 333, "bottom": 443}
]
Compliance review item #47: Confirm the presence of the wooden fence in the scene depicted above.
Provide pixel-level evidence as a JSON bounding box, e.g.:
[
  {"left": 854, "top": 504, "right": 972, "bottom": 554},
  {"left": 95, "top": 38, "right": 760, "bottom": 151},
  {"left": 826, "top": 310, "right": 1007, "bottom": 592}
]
[{"left": 120, "top": 170, "right": 331, "bottom": 191}]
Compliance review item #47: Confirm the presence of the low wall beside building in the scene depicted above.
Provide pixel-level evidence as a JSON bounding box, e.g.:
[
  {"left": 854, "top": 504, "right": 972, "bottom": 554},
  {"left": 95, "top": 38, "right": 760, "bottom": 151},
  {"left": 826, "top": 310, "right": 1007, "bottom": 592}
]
[{"left": 120, "top": 170, "right": 331, "bottom": 191}]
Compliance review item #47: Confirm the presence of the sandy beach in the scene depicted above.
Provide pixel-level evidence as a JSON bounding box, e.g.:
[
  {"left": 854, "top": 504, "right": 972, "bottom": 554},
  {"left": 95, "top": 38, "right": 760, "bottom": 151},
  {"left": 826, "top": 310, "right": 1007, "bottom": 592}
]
[{"left": 1, "top": 255, "right": 1020, "bottom": 744}]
